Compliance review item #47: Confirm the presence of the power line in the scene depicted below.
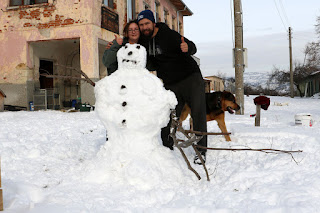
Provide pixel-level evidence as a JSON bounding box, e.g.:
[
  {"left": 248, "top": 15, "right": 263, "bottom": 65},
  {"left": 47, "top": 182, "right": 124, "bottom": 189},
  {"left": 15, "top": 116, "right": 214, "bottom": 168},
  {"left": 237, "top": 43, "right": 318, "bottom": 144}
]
[
  {"left": 273, "top": 0, "right": 288, "bottom": 32},
  {"left": 279, "top": 0, "right": 291, "bottom": 27}
]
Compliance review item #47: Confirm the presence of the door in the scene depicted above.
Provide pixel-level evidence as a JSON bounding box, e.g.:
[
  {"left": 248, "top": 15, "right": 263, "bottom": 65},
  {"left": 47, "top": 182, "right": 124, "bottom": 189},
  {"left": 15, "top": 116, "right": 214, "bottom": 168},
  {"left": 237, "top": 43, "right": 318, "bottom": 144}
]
[{"left": 39, "top": 60, "right": 53, "bottom": 89}]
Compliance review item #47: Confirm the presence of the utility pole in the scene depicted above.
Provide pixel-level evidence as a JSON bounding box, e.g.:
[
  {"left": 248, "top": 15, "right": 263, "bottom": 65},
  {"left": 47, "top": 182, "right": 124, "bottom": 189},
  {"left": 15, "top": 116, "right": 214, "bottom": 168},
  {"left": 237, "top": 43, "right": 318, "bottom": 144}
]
[
  {"left": 233, "top": 0, "right": 244, "bottom": 114},
  {"left": 289, "top": 27, "right": 294, "bottom": 98}
]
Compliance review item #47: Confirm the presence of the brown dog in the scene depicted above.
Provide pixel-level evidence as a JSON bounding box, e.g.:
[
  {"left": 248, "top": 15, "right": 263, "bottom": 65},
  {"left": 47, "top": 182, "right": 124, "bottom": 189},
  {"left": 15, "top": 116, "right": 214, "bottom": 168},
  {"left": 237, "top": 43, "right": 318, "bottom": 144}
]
[{"left": 179, "top": 91, "right": 240, "bottom": 141}]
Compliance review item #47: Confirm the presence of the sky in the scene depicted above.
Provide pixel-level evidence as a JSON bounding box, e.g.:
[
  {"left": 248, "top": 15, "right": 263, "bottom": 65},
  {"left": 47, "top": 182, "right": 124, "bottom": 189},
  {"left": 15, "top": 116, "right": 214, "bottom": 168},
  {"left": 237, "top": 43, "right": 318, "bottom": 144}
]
[{"left": 182, "top": 0, "right": 320, "bottom": 77}]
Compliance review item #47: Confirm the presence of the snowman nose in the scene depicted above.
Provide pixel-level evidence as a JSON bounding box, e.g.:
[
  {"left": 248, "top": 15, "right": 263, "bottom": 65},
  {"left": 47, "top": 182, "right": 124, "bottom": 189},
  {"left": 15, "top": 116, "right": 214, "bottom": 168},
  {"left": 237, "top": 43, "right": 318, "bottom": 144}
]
[{"left": 128, "top": 51, "right": 133, "bottom": 56}]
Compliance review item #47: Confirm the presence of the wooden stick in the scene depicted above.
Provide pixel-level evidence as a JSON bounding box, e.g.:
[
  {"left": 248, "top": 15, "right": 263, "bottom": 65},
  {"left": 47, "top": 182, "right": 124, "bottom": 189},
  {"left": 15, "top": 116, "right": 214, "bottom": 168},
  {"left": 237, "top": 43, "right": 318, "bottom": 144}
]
[
  {"left": 0, "top": 189, "right": 2, "bottom": 211},
  {"left": 196, "top": 145, "right": 302, "bottom": 164},
  {"left": 195, "top": 145, "right": 302, "bottom": 154},
  {"left": 0, "top": 157, "right": 2, "bottom": 211},
  {"left": 255, "top": 104, "right": 261, "bottom": 126},
  {"left": 185, "top": 129, "right": 231, "bottom": 136},
  {"left": 55, "top": 64, "right": 96, "bottom": 87},
  {"left": 170, "top": 111, "right": 201, "bottom": 180},
  {"left": 192, "top": 144, "right": 210, "bottom": 181}
]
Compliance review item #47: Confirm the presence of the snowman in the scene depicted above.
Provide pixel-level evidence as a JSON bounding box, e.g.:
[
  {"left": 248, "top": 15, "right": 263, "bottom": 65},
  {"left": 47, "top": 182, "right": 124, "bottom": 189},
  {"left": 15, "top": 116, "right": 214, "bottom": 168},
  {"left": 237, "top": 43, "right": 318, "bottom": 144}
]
[
  {"left": 92, "top": 44, "right": 180, "bottom": 188},
  {"left": 95, "top": 43, "right": 177, "bottom": 146}
]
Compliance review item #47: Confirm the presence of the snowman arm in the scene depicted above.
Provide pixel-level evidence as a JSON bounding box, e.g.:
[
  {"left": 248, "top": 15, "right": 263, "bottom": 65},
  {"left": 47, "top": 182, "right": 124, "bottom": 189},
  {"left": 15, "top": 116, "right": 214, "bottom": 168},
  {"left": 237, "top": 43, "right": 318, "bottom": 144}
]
[{"left": 102, "top": 40, "right": 122, "bottom": 68}]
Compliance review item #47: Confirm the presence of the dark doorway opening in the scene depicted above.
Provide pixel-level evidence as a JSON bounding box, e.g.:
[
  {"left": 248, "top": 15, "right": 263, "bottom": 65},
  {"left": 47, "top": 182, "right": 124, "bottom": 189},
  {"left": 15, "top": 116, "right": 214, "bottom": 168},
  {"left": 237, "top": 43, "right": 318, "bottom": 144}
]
[{"left": 39, "top": 60, "right": 53, "bottom": 89}]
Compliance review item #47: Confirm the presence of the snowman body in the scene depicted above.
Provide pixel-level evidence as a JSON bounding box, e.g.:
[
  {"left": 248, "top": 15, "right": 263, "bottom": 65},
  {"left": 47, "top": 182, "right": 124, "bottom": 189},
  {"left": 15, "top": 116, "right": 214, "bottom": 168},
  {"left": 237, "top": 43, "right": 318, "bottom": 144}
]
[{"left": 95, "top": 43, "right": 177, "bottom": 152}]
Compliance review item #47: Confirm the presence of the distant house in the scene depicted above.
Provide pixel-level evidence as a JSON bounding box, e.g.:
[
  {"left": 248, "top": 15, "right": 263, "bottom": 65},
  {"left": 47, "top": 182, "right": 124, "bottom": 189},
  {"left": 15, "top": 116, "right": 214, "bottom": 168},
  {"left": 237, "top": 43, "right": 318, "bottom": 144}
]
[
  {"left": 204, "top": 76, "right": 224, "bottom": 92},
  {"left": 298, "top": 71, "right": 320, "bottom": 97},
  {"left": 0, "top": 89, "right": 6, "bottom": 112}
]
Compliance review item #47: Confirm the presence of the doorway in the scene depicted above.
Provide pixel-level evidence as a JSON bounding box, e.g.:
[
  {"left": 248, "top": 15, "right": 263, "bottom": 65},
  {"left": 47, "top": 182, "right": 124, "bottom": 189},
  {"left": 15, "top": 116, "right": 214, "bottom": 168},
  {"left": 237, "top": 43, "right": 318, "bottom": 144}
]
[{"left": 39, "top": 60, "right": 53, "bottom": 89}]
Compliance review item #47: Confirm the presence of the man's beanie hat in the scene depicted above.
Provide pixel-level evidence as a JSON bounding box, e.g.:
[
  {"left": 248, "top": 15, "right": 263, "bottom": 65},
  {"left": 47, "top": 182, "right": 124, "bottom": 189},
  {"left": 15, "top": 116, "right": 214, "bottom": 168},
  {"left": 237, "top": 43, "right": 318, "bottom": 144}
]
[{"left": 137, "top": 10, "right": 155, "bottom": 23}]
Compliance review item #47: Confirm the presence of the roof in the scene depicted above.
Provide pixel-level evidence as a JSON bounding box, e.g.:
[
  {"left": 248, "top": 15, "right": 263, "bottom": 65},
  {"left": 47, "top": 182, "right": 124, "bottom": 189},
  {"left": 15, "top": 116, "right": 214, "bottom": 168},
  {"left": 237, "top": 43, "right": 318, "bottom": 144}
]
[
  {"left": 169, "top": 0, "right": 193, "bottom": 16},
  {"left": 205, "top": 75, "right": 224, "bottom": 80},
  {"left": 0, "top": 89, "right": 6, "bottom": 98}
]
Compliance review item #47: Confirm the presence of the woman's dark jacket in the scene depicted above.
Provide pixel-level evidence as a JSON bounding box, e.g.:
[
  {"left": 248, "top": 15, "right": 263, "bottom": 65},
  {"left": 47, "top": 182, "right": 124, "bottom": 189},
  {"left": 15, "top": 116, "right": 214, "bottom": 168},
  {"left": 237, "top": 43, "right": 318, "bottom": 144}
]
[{"left": 102, "top": 37, "right": 129, "bottom": 75}]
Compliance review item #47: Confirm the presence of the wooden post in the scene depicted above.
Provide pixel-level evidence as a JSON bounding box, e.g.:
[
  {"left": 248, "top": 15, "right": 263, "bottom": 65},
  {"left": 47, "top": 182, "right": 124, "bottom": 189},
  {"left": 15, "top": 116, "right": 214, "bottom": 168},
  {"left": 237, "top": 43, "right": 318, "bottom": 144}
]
[
  {"left": 0, "top": 189, "right": 3, "bottom": 211},
  {"left": 234, "top": 0, "right": 245, "bottom": 115},
  {"left": 0, "top": 157, "right": 3, "bottom": 211},
  {"left": 255, "top": 105, "right": 261, "bottom": 126},
  {"left": 289, "top": 27, "right": 294, "bottom": 98}
]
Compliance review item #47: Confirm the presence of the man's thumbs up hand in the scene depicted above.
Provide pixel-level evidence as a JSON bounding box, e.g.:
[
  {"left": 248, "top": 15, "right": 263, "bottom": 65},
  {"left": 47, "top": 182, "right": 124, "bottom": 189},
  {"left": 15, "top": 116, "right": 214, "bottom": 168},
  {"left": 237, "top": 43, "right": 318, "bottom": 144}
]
[{"left": 180, "top": 36, "right": 188, "bottom": 53}]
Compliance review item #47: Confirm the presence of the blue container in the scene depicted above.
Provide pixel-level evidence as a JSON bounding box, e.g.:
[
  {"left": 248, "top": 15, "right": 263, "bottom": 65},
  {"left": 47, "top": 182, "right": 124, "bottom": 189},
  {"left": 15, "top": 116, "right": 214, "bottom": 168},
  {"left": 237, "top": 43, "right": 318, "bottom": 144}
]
[
  {"left": 29, "top": 101, "right": 34, "bottom": 111},
  {"left": 71, "top": 99, "right": 77, "bottom": 107}
]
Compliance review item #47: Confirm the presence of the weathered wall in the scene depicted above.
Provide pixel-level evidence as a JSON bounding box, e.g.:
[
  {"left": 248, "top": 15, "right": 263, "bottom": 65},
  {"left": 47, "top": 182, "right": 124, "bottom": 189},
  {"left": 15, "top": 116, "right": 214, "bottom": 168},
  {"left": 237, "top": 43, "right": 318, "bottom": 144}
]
[
  {"left": 0, "top": 96, "right": 5, "bottom": 111},
  {"left": 0, "top": 0, "right": 113, "bottom": 106},
  {"left": 0, "top": 0, "right": 187, "bottom": 107}
]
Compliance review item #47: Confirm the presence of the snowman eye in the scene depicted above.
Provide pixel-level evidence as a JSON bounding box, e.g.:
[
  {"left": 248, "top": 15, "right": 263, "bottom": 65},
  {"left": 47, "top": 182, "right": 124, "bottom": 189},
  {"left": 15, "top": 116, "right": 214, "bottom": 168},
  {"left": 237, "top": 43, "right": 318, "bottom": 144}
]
[
  {"left": 136, "top": 45, "right": 140, "bottom": 49},
  {"left": 125, "top": 45, "right": 128, "bottom": 49}
]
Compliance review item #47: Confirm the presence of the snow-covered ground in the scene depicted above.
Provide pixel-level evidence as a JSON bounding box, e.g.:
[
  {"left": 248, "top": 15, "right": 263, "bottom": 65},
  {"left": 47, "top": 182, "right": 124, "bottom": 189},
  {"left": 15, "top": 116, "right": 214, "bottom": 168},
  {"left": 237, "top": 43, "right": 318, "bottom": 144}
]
[{"left": 0, "top": 95, "right": 319, "bottom": 213}]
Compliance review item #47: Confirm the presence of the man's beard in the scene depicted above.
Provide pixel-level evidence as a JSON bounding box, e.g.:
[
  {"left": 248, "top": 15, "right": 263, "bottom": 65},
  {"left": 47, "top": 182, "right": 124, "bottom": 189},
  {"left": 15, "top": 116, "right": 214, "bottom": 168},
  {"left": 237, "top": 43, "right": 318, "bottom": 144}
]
[{"left": 141, "top": 28, "right": 154, "bottom": 40}]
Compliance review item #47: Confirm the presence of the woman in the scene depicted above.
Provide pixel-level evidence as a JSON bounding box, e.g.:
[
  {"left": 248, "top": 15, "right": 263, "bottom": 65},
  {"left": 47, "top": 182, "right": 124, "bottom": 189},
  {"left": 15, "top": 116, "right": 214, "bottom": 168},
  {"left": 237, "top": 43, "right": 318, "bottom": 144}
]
[{"left": 102, "top": 20, "right": 140, "bottom": 75}]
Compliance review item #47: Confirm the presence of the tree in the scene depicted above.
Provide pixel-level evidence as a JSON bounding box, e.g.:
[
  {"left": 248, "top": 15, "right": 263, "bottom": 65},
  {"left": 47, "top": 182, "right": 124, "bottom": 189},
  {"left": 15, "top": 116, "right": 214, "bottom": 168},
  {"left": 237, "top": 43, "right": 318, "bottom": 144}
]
[
  {"left": 304, "top": 15, "right": 320, "bottom": 67},
  {"left": 315, "top": 16, "right": 320, "bottom": 37},
  {"left": 268, "top": 15, "right": 320, "bottom": 97}
]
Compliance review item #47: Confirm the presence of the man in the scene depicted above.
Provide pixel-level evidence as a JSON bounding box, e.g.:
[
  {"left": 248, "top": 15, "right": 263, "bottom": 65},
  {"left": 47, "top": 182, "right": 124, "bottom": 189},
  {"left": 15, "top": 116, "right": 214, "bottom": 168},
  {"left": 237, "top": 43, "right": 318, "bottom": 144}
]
[{"left": 137, "top": 10, "right": 207, "bottom": 164}]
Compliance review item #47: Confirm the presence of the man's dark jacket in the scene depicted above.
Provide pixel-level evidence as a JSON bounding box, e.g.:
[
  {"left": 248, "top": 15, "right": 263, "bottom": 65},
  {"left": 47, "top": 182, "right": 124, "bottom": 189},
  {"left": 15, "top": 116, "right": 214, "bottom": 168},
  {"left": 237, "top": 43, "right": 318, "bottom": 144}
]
[{"left": 140, "top": 22, "right": 201, "bottom": 85}]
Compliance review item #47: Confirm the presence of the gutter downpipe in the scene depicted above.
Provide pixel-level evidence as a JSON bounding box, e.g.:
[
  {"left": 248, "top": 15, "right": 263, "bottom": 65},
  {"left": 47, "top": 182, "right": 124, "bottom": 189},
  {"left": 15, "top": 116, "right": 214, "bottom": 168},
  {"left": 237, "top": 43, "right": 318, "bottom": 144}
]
[{"left": 177, "top": 6, "right": 187, "bottom": 34}]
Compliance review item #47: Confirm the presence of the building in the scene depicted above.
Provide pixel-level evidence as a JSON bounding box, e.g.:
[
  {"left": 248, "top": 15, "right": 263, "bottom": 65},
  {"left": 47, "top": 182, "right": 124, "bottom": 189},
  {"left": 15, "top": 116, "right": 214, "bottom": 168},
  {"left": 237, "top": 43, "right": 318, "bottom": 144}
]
[
  {"left": 298, "top": 71, "right": 320, "bottom": 97},
  {"left": 0, "top": 0, "right": 192, "bottom": 110},
  {"left": 0, "top": 89, "right": 6, "bottom": 112},
  {"left": 204, "top": 75, "right": 224, "bottom": 92}
]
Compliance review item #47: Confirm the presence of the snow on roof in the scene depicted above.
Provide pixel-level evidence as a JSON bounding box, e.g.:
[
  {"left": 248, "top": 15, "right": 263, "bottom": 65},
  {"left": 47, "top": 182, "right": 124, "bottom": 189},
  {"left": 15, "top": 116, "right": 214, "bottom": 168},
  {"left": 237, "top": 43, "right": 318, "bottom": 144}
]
[{"left": 311, "top": 70, "right": 320, "bottom": 76}]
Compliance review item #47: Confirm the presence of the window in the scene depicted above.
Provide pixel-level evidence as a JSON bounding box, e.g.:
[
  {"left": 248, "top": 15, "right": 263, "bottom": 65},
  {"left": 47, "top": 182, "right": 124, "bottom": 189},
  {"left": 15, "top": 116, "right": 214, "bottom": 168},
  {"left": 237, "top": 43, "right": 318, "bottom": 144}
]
[
  {"left": 127, "top": 0, "right": 136, "bottom": 21},
  {"left": 179, "top": 21, "right": 182, "bottom": 34},
  {"left": 163, "top": 8, "right": 169, "bottom": 25},
  {"left": 103, "top": 0, "right": 114, "bottom": 9},
  {"left": 10, "top": 0, "right": 48, "bottom": 6},
  {"left": 155, "top": 1, "right": 160, "bottom": 22},
  {"left": 143, "top": 1, "right": 150, "bottom": 10},
  {"left": 172, "top": 16, "right": 176, "bottom": 31}
]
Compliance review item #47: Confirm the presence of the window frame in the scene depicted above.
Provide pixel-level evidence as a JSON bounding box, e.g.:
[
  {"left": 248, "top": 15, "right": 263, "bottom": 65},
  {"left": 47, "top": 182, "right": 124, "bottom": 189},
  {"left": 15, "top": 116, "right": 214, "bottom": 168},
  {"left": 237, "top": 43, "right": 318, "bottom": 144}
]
[
  {"left": 155, "top": 1, "right": 160, "bottom": 23},
  {"left": 143, "top": 1, "right": 150, "bottom": 10},
  {"left": 163, "top": 8, "right": 169, "bottom": 25},
  {"left": 102, "top": 0, "right": 114, "bottom": 9},
  {"left": 10, "top": 0, "right": 48, "bottom": 6}
]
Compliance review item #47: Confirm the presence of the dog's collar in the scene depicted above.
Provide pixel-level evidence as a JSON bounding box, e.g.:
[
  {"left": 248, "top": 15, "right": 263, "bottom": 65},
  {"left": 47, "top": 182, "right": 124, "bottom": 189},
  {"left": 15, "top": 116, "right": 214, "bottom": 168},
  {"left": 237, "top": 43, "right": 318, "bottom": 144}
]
[{"left": 216, "top": 92, "right": 222, "bottom": 109}]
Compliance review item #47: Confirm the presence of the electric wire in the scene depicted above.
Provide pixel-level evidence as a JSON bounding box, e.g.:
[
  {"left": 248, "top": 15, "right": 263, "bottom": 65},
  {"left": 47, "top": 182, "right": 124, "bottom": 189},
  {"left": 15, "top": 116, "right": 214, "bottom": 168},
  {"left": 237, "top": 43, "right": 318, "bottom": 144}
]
[
  {"left": 273, "top": 0, "right": 288, "bottom": 32},
  {"left": 279, "top": 0, "right": 291, "bottom": 27}
]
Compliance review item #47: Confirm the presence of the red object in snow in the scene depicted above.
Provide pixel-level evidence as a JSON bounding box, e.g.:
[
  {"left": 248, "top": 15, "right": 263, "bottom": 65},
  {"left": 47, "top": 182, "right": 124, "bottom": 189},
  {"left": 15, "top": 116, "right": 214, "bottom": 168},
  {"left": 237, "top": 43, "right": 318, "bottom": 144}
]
[{"left": 254, "top": 96, "right": 270, "bottom": 110}]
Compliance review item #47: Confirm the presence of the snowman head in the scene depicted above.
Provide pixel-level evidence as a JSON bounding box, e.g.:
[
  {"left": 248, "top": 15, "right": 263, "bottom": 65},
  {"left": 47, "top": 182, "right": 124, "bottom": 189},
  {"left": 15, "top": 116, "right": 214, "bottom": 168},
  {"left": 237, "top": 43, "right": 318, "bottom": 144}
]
[{"left": 117, "top": 43, "right": 147, "bottom": 70}]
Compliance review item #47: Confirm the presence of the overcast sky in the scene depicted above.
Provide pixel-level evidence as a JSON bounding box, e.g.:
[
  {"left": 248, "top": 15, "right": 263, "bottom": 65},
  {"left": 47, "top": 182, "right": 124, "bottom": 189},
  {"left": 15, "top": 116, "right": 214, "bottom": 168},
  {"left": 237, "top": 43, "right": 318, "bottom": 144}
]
[{"left": 182, "top": 0, "right": 320, "bottom": 77}]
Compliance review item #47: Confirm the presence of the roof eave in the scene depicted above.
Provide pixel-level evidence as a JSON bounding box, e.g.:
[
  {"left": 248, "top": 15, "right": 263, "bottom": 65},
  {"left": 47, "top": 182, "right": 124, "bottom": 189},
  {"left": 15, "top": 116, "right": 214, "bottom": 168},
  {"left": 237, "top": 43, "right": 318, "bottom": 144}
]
[{"left": 169, "top": 0, "right": 193, "bottom": 16}]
